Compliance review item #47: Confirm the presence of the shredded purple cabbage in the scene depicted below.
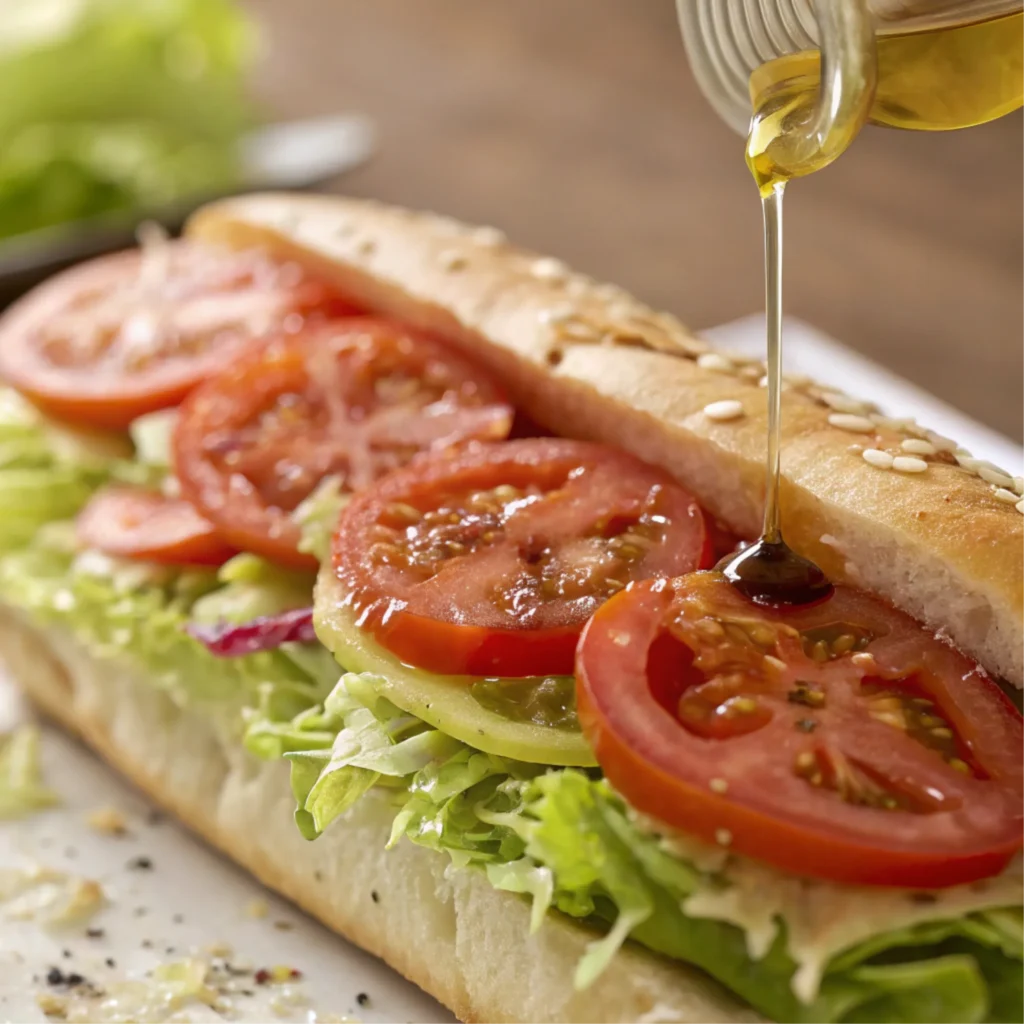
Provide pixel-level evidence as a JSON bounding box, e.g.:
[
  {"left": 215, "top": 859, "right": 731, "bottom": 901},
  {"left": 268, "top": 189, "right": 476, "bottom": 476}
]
[{"left": 186, "top": 607, "right": 316, "bottom": 657}]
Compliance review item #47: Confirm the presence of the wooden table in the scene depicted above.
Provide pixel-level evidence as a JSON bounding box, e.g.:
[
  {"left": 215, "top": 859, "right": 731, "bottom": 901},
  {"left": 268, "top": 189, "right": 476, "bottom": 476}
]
[{"left": 247, "top": 0, "right": 1023, "bottom": 441}]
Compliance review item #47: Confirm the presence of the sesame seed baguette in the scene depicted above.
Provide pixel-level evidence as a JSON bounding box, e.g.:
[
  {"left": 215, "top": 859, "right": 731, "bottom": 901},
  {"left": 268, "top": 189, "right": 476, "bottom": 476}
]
[
  {"left": 187, "top": 193, "right": 1022, "bottom": 687},
  {"left": 0, "top": 610, "right": 760, "bottom": 1024}
]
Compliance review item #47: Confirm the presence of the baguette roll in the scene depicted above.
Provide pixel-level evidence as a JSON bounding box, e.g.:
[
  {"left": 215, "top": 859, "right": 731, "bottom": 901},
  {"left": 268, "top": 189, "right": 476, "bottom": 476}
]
[
  {"left": 188, "top": 194, "right": 1023, "bottom": 688},
  {"left": 1, "top": 193, "right": 1020, "bottom": 1024}
]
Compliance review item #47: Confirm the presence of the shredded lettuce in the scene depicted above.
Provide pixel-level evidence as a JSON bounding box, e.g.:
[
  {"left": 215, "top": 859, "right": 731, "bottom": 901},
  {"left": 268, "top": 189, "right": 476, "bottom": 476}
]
[
  {"left": 243, "top": 673, "right": 1024, "bottom": 1024},
  {"left": 0, "top": 724, "right": 60, "bottom": 819},
  {"left": 0, "top": 0, "right": 254, "bottom": 239},
  {"left": 0, "top": 389, "right": 136, "bottom": 552},
  {"left": 0, "top": 536, "right": 330, "bottom": 720}
]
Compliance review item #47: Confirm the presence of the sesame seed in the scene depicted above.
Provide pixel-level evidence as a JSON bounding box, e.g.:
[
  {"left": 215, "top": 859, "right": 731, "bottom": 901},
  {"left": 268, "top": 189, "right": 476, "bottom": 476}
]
[
  {"left": 954, "top": 453, "right": 979, "bottom": 470},
  {"left": 926, "top": 431, "right": 958, "bottom": 453},
  {"left": 822, "top": 392, "right": 870, "bottom": 414},
  {"left": 901, "top": 438, "right": 937, "bottom": 456},
  {"left": 715, "top": 829, "right": 733, "bottom": 847},
  {"left": 1016, "top": 500, "right": 1024, "bottom": 514},
  {"left": 1013, "top": 477, "right": 1024, "bottom": 495},
  {"left": 471, "top": 226, "right": 506, "bottom": 246},
  {"left": 977, "top": 466, "right": 1015, "bottom": 489},
  {"left": 862, "top": 449, "right": 894, "bottom": 470},
  {"left": 355, "top": 238, "right": 376, "bottom": 255},
  {"left": 697, "top": 352, "right": 734, "bottom": 373},
  {"left": 709, "top": 778, "right": 729, "bottom": 793},
  {"left": 531, "top": 257, "right": 568, "bottom": 282},
  {"left": 703, "top": 400, "right": 745, "bottom": 422},
  {"left": 892, "top": 456, "right": 928, "bottom": 474},
  {"left": 738, "top": 365, "right": 762, "bottom": 381},
  {"left": 872, "top": 414, "right": 917, "bottom": 432},
  {"left": 993, "top": 487, "right": 1019, "bottom": 504},
  {"left": 439, "top": 250, "right": 467, "bottom": 271},
  {"left": 828, "top": 413, "right": 875, "bottom": 433}
]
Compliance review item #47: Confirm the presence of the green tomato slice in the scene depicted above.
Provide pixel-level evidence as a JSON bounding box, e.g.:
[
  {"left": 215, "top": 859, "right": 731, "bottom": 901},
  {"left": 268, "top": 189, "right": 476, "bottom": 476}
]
[{"left": 313, "top": 569, "right": 597, "bottom": 767}]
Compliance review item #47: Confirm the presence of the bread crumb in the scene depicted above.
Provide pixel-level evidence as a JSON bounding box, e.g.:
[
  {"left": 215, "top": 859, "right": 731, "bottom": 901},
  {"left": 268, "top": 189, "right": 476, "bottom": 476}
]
[
  {"left": 36, "top": 992, "right": 69, "bottom": 1018},
  {"left": 245, "top": 898, "right": 269, "bottom": 919},
  {"left": 86, "top": 807, "right": 128, "bottom": 837}
]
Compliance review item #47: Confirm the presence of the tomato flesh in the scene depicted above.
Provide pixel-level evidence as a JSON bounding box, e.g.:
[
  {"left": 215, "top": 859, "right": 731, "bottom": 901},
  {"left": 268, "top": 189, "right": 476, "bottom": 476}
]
[
  {"left": 333, "top": 438, "right": 712, "bottom": 677},
  {"left": 576, "top": 571, "right": 1024, "bottom": 887},
  {"left": 0, "top": 241, "right": 356, "bottom": 429},
  {"left": 76, "top": 487, "right": 236, "bottom": 566},
  {"left": 174, "top": 318, "right": 514, "bottom": 571}
]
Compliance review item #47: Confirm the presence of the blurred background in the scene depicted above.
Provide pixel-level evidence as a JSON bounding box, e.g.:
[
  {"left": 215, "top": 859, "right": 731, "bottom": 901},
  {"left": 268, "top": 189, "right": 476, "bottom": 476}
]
[{"left": 1, "top": 0, "right": 1021, "bottom": 439}]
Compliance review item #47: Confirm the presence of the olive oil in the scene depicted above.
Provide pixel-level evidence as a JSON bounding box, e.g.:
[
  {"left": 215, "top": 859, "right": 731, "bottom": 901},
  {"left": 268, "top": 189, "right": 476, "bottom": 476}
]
[
  {"left": 748, "top": 11, "right": 1024, "bottom": 194},
  {"left": 721, "top": 9, "right": 1023, "bottom": 606}
]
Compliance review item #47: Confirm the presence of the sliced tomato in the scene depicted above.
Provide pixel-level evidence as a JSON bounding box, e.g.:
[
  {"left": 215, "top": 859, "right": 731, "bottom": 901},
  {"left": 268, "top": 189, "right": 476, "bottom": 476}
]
[
  {"left": 576, "top": 571, "right": 1024, "bottom": 888},
  {"left": 0, "top": 241, "right": 356, "bottom": 429},
  {"left": 76, "top": 488, "right": 236, "bottom": 566},
  {"left": 174, "top": 318, "right": 514, "bottom": 571},
  {"left": 332, "top": 438, "right": 712, "bottom": 677}
]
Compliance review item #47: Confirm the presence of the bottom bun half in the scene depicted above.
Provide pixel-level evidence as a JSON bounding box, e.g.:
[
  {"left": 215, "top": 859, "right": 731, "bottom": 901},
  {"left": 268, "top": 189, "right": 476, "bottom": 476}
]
[{"left": 0, "top": 609, "right": 761, "bottom": 1024}]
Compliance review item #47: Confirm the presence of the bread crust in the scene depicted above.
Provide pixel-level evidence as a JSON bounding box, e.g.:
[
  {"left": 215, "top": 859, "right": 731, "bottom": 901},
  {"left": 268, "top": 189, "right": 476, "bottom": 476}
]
[
  {"left": 186, "top": 194, "right": 1022, "bottom": 687},
  {"left": 0, "top": 609, "right": 761, "bottom": 1024}
]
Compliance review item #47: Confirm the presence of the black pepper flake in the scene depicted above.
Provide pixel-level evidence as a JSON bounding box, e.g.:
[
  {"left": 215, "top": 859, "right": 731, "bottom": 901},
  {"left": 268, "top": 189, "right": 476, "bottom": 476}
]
[
  {"left": 127, "top": 856, "right": 153, "bottom": 871},
  {"left": 46, "top": 968, "right": 85, "bottom": 988},
  {"left": 356, "top": 992, "right": 370, "bottom": 1007},
  {"left": 910, "top": 892, "right": 938, "bottom": 904},
  {"left": 61, "top": 949, "right": 72, "bottom": 959},
  {"left": 141, "top": 939, "right": 153, "bottom": 949},
  {"left": 146, "top": 809, "right": 165, "bottom": 826},
  {"left": 273, "top": 920, "right": 294, "bottom": 931},
  {"left": 794, "top": 718, "right": 817, "bottom": 733},
  {"left": 370, "top": 890, "right": 380, "bottom": 904},
  {"left": 241, "top": 989, "right": 255, "bottom": 997},
  {"left": 133, "top": 907, "right": 147, "bottom": 917},
  {"left": 105, "top": 958, "right": 116, "bottom": 969},
  {"left": 85, "top": 927, "right": 105, "bottom": 939},
  {"left": 172, "top": 913, "right": 184, "bottom": 924},
  {"left": 64, "top": 846, "right": 78, "bottom": 860},
  {"left": 314, "top": 870, "right": 323, "bottom": 882}
]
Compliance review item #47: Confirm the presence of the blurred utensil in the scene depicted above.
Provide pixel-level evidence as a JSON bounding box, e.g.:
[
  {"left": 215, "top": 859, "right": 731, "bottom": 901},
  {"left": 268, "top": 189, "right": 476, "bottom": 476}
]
[{"left": 0, "top": 114, "right": 376, "bottom": 305}]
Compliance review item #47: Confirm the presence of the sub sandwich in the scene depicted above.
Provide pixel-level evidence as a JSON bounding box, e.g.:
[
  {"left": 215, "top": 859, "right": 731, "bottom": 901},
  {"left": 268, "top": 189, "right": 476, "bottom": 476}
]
[{"left": 0, "top": 193, "right": 1020, "bottom": 1024}]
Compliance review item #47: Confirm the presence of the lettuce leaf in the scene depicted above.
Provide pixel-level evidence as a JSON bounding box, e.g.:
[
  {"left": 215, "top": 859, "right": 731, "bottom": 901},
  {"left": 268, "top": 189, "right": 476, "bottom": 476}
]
[
  {"left": 0, "top": 389, "right": 138, "bottom": 552},
  {"left": 245, "top": 674, "right": 1023, "bottom": 1024},
  {"left": 0, "top": 724, "right": 60, "bottom": 819},
  {"left": 0, "top": 0, "right": 254, "bottom": 238},
  {"left": 0, "top": 536, "right": 330, "bottom": 722}
]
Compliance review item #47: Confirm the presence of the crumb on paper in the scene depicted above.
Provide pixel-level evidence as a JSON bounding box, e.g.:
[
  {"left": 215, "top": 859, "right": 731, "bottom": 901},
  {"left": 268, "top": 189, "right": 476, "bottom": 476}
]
[
  {"left": 204, "top": 941, "right": 233, "bottom": 958},
  {"left": 85, "top": 807, "right": 129, "bottom": 836},
  {"left": 36, "top": 992, "right": 70, "bottom": 1019},
  {"left": 245, "top": 898, "right": 269, "bottom": 919},
  {"left": 1, "top": 864, "right": 105, "bottom": 926}
]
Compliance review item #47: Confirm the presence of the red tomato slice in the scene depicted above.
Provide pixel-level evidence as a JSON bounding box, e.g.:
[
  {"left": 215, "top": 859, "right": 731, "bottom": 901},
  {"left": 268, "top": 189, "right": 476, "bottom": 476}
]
[
  {"left": 0, "top": 241, "right": 356, "bottom": 429},
  {"left": 332, "top": 438, "right": 713, "bottom": 677},
  {"left": 174, "top": 318, "right": 514, "bottom": 571},
  {"left": 76, "top": 488, "right": 236, "bottom": 566},
  {"left": 576, "top": 571, "right": 1024, "bottom": 888}
]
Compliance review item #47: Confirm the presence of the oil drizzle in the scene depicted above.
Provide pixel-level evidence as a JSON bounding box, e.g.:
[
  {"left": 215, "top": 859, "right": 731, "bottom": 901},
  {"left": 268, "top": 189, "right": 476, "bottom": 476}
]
[{"left": 718, "top": 186, "right": 833, "bottom": 608}]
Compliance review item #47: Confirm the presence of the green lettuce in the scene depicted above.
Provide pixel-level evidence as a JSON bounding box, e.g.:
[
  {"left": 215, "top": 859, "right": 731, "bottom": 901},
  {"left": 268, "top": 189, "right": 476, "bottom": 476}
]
[
  {"left": 0, "top": 389, "right": 139, "bottom": 552},
  {"left": 0, "top": 535, "right": 331, "bottom": 721},
  {"left": 245, "top": 673, "right": 1023, "bottom": 1024},
  {"left": 0, "top": 724, "right": 60, "bottom": 819},
  {"left": 0, "top": 0, "right": 254, "bottom": 239}
]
